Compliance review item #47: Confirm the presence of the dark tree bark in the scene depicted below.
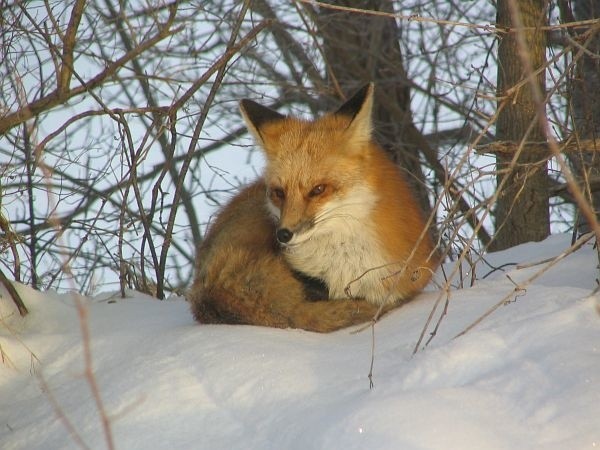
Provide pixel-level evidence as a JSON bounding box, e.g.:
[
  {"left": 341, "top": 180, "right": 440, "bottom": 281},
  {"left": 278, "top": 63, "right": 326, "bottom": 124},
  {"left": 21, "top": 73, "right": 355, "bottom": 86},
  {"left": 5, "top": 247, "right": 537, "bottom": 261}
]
[
  {"left": 492, "top": 0, "right": 550, "bottom": 250},
  {"left": 565, "top": 0, "right": 600, "bottom": 234},
  {"left": 313, "top": 1, "right": 432, "bottom": 217}
]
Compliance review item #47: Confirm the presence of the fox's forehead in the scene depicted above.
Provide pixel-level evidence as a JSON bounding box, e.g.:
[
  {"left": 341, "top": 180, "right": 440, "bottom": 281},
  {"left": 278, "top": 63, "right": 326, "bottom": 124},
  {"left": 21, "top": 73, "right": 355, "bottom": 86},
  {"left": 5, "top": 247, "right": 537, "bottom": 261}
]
[
  {"left": 263, "top": 120, "right": 340, "bottom": 183},
  {"left": 264, "top": 150, "right": 334, "bottom": 189},
  {"left": 261, "top": 115, "right": 350, "bottom": 155},
  {"left": 258, "top": 113, "right": 366, "bottom": 189}
]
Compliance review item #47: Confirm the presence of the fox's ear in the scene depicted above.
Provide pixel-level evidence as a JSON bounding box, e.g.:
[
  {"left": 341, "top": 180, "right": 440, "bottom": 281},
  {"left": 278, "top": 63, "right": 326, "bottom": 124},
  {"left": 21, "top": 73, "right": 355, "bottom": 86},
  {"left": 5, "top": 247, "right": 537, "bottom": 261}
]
[
  {"left": 239, "top": 99, "right": 285, "bottom": 144},
  {"left": 335, "top": 83, "right": 374, "bottom": 144}
]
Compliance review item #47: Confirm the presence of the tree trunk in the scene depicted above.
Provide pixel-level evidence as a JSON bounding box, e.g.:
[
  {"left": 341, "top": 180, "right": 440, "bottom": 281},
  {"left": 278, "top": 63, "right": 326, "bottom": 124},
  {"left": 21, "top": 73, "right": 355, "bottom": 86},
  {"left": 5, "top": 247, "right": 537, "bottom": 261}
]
[
  {"left": 314, "top": 0, "right": 432, "bottom": 217},
  {"left": 492, "top": 0, "right": 550, "bottom": 250},
  {"left": 567, "top": 0, "right": 600, "bottom": 235}
]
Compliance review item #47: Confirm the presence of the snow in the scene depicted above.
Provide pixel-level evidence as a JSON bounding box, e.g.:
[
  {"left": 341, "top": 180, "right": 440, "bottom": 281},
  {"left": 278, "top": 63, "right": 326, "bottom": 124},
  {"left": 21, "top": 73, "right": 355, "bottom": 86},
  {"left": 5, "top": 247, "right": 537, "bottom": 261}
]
[{"left": 1, "top": 234, "right": 600, "bottom": 450}]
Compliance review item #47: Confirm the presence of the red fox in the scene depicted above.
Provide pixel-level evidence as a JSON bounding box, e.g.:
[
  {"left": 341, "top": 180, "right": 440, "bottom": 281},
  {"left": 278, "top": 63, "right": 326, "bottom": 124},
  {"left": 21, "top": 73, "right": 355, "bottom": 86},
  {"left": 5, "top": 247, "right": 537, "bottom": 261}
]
[{"left": 189, "top": 84, "right": 438, "bottom": 332}]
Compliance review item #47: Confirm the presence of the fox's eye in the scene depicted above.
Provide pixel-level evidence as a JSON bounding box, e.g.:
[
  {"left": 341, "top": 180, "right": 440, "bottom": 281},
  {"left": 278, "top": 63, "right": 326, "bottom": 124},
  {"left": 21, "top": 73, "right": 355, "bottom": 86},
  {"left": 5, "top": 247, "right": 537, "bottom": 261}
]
[
  {"left": 309, "top": 184, "right": 326, "bottom": 197},
  {"left": 271, "top": 187, "right": 285, "bottom": 200}
]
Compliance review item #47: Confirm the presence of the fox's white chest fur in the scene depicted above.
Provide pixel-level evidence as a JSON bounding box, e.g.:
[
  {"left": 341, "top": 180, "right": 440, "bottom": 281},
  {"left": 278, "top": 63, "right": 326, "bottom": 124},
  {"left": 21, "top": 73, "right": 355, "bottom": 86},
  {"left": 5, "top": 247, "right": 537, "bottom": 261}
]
[
  {"left": 241, "top": 83, "right": 435, "bottom": 310},
  {"left": 277, "top": 186, "right": 396, "bottom": 305}
]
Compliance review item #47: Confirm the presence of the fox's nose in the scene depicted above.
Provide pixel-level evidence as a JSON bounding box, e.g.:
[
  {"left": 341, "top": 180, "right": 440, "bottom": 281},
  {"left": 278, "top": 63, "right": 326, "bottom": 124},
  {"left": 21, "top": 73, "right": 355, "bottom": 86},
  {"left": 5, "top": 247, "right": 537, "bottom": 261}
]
[{"left": 276, "top": 228, "right": 293, "bottom": 244}]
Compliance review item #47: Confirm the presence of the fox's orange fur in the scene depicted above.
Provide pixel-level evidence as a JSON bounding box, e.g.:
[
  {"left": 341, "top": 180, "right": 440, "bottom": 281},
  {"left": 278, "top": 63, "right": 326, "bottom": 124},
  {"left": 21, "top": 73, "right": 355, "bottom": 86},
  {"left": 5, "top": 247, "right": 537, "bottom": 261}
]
[{"left": 189, "top": 84, "right": 438, "bottom": 332}]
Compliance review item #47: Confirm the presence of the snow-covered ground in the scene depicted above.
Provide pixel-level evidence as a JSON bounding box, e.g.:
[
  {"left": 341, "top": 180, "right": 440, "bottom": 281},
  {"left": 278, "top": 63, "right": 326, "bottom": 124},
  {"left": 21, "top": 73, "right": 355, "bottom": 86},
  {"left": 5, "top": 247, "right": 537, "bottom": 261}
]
[{"left": 1, "top": 234, "right": 599, "bottom": 450}]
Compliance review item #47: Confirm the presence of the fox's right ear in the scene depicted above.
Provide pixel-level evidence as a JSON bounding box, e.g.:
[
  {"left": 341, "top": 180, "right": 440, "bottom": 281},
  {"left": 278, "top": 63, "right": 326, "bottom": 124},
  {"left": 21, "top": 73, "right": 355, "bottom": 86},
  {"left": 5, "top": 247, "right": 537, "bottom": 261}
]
[
  {"left": 239, "top": 99, "right": 286, "bottom": 144},
  {"left": 335, "top": 83, "right": 374, "bottom": 145}
]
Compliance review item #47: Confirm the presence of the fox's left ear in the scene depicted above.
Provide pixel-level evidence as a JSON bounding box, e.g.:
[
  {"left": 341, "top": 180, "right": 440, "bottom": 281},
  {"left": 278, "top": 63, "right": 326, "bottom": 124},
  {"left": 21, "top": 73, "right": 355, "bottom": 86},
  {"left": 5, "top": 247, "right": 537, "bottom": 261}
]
[
  {"left": 239, "top": 99, "right": 285, "bottom": 145},
  {"left": 335, "top": 83, "right": 374, "bottom": 143}
]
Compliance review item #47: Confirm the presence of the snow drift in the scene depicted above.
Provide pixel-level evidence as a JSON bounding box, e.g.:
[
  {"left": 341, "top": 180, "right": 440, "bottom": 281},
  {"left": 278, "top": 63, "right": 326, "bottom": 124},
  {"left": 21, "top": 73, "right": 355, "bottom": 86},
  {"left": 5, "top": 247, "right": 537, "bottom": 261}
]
[{"left": 1, "top": 234, "right": 599, "bottom": 449}]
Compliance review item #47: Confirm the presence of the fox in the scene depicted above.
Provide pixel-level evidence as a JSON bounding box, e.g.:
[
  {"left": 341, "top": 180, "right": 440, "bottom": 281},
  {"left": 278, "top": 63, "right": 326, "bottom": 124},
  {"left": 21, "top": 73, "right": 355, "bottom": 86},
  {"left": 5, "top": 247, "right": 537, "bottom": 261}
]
[{"left": 189, "top": 84, "right": 438, "bottom": 332}]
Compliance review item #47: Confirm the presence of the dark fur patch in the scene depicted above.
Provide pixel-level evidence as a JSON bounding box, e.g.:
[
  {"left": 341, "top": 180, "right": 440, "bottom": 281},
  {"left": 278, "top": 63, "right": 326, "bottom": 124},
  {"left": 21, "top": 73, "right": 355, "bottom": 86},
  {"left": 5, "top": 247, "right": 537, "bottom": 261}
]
[{"left": 293, "top": 271, "right": 329, "bottom": 301}]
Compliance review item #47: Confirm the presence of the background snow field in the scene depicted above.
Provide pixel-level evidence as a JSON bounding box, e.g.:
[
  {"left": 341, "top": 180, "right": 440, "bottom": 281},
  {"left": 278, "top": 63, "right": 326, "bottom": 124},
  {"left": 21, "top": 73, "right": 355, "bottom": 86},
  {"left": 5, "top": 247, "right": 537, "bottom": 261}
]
[{"left": 1, "top": 234, "right": 599, "bottom": 449}]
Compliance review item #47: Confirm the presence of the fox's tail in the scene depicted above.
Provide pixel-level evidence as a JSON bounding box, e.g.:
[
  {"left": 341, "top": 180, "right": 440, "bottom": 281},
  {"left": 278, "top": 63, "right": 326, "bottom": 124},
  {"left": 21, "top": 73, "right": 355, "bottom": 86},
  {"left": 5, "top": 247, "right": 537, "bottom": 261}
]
[{"left": 189, "top": 247, "right": 386, "bottom": 333}]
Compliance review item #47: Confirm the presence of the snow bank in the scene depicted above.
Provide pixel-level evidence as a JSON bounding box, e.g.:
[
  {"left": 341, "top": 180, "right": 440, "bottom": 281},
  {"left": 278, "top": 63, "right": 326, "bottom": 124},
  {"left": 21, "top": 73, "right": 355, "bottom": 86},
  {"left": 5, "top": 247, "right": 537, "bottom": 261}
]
[{"left": 1, "top": 234, "right": 599, "bottom": 449}]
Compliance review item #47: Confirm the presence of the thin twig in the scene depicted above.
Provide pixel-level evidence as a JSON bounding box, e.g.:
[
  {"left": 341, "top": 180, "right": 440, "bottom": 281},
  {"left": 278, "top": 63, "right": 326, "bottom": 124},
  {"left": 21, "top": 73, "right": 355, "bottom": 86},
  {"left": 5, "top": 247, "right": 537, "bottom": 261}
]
[
  {"left": 37, "top": 372, "right": 92, "bottom": 450},
  {"left": 46, "top": 198, "right": 108, "bottom": 290},
  {"left": 0, "top": 266, "right": 27, "bottom": 316},
  {"left": 0, "top": 7, "right": 183, "bottom": 135},
  {"left": 368, "top": 322, "right": 376, "bottom": 389},
  {"left": 454, "top": 232, "right": 594, "bottom": 339},
  {"left": 74, "top": 293, "right": 115, "bottom": 450},
  {"left": 506, "top": 0, "right": 600, "bottom": 240},
  {"left": 295, "top": 0, "right": 600, "bottom": 33},
  {"left": 157, "top": 3, "right": 268, "bottom": 299}
]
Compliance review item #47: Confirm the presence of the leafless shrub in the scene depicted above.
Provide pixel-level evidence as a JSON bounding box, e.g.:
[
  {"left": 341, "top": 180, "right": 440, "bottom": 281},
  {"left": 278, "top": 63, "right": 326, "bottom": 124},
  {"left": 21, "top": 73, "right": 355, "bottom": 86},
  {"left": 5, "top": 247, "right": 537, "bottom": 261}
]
[{"left": 0, "top": 0, "right": 598, "bottom": 310}]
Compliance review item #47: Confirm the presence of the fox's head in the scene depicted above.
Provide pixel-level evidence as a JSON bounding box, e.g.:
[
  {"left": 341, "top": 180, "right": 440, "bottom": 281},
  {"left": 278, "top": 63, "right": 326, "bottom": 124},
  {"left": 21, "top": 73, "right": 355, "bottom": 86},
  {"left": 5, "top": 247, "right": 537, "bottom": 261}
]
[{"left": 239, "top": 84, "right": 378, "bottom": 246}]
